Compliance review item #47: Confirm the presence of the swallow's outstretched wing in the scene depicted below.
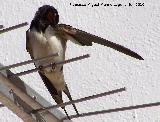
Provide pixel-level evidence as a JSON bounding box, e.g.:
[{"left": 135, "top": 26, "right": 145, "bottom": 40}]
[{"left": 56, "top": 24, "right": 143, "bottom": 60}]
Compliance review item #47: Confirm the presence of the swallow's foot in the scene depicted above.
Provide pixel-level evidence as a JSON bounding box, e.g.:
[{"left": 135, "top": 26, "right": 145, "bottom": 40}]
[
  {"left": 38, "top": 65, "right": 44, "bottom": 74},
  {"left": 51, "top": 62, "right": 56, "bottom": 70}
]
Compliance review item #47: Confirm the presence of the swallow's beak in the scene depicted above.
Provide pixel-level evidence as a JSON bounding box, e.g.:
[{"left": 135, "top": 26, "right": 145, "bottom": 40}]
[
  {"left": 47, "top": 12, "right": 57, "bottom": 28},
  {"left": 50, "top": 21, "right": 56, "bottom": 28}
]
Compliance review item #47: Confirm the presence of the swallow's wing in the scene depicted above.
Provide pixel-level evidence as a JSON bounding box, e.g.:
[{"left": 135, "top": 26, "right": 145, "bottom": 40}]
[
  {"left": 56, "top": 24, "right": 143, "bottom": 60},
  {"left": 26, "top": 30, "right": 34, "bottom": 59}
]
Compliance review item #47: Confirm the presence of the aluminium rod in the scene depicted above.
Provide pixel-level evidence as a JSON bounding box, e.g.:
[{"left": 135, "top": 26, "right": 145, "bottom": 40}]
[
  {"left": 9, "top": 54, "right": 90, "bottom": 78},
  {"left": 31, "top": 87, "right": 126, "bottom": 113},
  {"left": 0, "top": 25, "right": 4, "bottom": 29},
  {"left": 0, "top": 53, "right": 58, "bottom": 71},
  {"left": 62, "top": 102, "right": 160, "bottom": 120},
  {"left": 0, "top": 22, "right": 28, "bottom": 34}
]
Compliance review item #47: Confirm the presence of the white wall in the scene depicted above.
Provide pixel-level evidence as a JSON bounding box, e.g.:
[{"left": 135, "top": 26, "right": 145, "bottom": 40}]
[{"left": 0, "top": 0, "right": 160, "bottom": 122}]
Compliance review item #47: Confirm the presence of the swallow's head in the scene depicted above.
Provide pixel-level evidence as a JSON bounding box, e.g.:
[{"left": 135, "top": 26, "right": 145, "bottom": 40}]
[{"left": 33, "top": 5, "right": 59, "bottom": 31}]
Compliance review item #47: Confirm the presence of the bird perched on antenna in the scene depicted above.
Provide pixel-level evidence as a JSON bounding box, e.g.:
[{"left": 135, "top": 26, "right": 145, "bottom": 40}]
[{"left": 26, "top": 5, "right": 143, "bottom": 119}]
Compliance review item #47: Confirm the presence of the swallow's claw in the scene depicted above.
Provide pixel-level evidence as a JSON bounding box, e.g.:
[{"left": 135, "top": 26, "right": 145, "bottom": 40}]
[
  {"left": 38, "top": 65, "right": 44, "bottom": 73},
  {"left": 51, "top": 62, "right": 56, "bottom": 70}
]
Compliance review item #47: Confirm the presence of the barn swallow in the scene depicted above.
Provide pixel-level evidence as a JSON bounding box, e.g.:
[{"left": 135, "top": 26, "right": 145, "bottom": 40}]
[{"left": 26, "top": 5, "right": 143, "bottom": 119}]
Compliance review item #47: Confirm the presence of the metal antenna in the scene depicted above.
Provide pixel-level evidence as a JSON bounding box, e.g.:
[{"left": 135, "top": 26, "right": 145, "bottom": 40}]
[
  {"left": 0, "top": 21, "right": 159, "bottom": 122},
  {"left": 62, "top": 102, "right": 160, "bottom": 120},
  {"left": 0, "top": 70, "right": 64, "bottom": 122},
  {"left": 0, "top": 22, "right": 28, "bottom": 34},
  {"left": 8, "top": 54, "right": 90, "bottom": 78},
  {"left": 0, "top": 25, "right": 4, "bottom": 29},
  {"left": 31, "top": 87, "right": 126, "bottom": 113},
  {"left": 0, "top": 53, "right": 59, "bottom": 71}
]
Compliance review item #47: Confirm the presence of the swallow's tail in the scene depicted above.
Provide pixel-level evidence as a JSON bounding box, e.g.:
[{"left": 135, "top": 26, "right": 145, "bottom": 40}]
[
  {"left": 62, "top": 107, "right": 70, "bottom": 120},
  {"left": 52, "top": 93, "right": 71, "bottom": 120},
  {"left": 38, "top": 72, "right": 71, "bottom": 119},
  {"left": 64, "top": 85, "right": 80, "bottom": 115}
]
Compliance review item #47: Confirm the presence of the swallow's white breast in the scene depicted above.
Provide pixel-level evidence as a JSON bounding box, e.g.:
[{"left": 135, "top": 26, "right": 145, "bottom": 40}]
[{"left": 28, "top": 26, "right": 66, "bottom": 91}]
